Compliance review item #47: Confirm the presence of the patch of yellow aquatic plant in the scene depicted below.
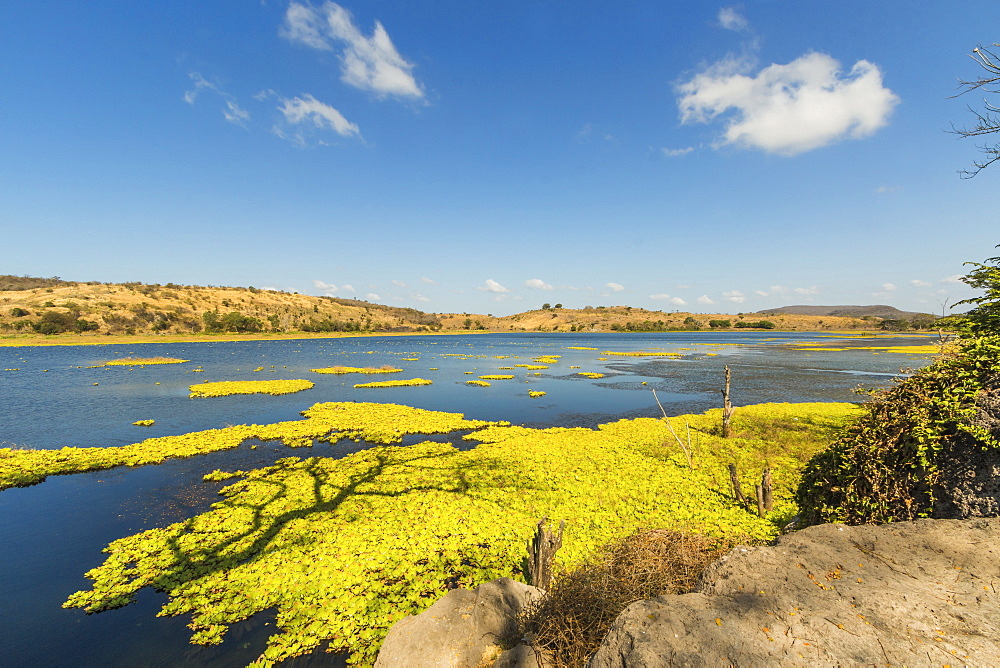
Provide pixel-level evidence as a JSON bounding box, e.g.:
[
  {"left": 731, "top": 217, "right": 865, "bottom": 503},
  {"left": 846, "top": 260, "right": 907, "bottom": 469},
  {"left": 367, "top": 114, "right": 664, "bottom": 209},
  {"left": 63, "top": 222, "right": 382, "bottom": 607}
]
[
  {"left": 528, "top": 390, "right": 546, "bottom": 397},
  {"left": 567, "top": 346, "right": 598, "bottom": 350},
  {"left": 514, "top": 364, "right": 548, "bottom": 370},
  {"left": 401, "top": 358, "right": 420, "bottom": 361},
  {"left": 478, "top": 374, "right": 514, "bottom": 380},
  {"left": 577, "top": 372, "right": 605, "bottom": 378},
  {"left": 354, "top": 378, "right": 433, "bottom": 388},
  {"left": 466, "top": 380, "right": 491, "bottom": 387},
  {"left": 601, "top": 351, "right": 681, "bottom": 357},
  {"left": 102, "top": 357, "right": 188, "bottom": 366},
  {"left": 498, "top": 366, "right": 515, "bottom": 370},
  {"left": 132, "top": 420, "right": 155, "bottom": 426},
  {"left": 189, "top": 380, "right": 315, "bottom": 398},
  {"left": 311, "top": 366, "right": 402, "bottom": 375},
  {"left": 61, "top": 401, "right": 855, "bottom": 665}
]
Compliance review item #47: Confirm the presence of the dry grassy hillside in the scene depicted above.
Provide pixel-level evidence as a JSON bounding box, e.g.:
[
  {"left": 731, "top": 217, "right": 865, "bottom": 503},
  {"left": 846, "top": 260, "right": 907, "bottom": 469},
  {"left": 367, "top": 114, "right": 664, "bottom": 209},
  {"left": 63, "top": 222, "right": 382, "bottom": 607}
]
[
  {"left": 0, "top": 278, "right": 439, "bottom": 338},
  {"left": 437, "top": 305, "right": 873, "bottom": 332},
  {"left": 1, "top": 276, "right": 888, "bottom": 341}
]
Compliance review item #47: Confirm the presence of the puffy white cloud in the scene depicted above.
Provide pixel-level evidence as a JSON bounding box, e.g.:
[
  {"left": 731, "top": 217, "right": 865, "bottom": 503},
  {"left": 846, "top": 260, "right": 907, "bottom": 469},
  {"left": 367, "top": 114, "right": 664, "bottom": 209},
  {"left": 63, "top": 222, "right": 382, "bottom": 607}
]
[
  {"left": 910, "top": 279, "right": 932, "bottom": 288},
  {"left": 718, "top": 7, "right": 749, "bottom": 32},
  {"left": 481, "top": 279, "right": 509, "bottom": 294},
  {"left": 340, "top": 284, "right": 355, "bottom": 293},
  {"left": 882, "top": 282, "right": 897, "bottom": 291},
  {"left": 278, "top": 94, "right": 359, "bottom": 139},
  {"left": 677, "top": 52, "right": 899, "bottom": 156},
  {"left": 524, "top": 278, "right": 553, "bottom": 290},
  {"left": 697, "top": 294, "right": 717, "bottom": 305},
  {"left": 650, "top": 294, "right": 687, "bottom": 306},
  {"left": 391, "top": 280, "right": 408, "bottom": 288},
  {"left": 412, "top": 293, "right": 430, "bottom": 302},
  {"left": 313, "top": 279, "right": 336, "bottom": 291},
  {"left": 723, "top": 290, "right": 745, "bottom": 303},
  {"left": 940, "top": 275, "right": 964, "bottom": 284},
  {"left": 793, "top": 285, "right": 821, "bottom": 295},
  {"left": 281, "top": 2, "right": 423, "bottom": 100},
  {"left": 605, "top": 282, "right": 625, "bottom": 292},
  {"left": 366, "top": 292, "right": 380, "bottom": 301},
  {"left": 754, "top": 290, "right": 769, "bottom": 297}
]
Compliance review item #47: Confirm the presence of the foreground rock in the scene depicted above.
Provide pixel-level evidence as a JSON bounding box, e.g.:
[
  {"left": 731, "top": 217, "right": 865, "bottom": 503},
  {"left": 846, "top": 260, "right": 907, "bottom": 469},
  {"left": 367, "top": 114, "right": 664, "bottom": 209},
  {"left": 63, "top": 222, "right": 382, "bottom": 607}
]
[
  {"left": 375, "top": 577, "right": 545, "bottom": 667},
  {"left": 589, "top": 519, "right": 1000, "bottom": 666}
]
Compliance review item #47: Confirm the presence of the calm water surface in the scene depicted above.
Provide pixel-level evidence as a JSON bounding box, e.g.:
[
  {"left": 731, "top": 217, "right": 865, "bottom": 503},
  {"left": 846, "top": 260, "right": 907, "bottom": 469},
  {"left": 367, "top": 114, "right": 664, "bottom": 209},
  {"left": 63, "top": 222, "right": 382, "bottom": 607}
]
[{"left": 0, "top": 332, "right": 936, "bottom": 666}]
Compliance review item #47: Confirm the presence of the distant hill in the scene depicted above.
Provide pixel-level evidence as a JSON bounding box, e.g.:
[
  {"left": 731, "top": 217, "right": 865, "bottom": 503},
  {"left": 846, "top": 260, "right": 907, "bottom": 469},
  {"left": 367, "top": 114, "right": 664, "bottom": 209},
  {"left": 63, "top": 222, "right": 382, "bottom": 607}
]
[
  {"left": 756, "top": 304, "right": 934, "bottom": 321},
  {"left": 1, "top": 276, "right": 924, "bottom": 339}
]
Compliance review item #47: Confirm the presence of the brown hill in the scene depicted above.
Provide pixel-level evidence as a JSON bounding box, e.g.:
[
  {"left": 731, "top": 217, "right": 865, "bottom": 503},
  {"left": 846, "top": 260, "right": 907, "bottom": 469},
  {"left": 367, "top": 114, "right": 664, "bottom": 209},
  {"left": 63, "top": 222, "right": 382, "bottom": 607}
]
[
  {"left": 1, "top": 277, "right": 896, "bottom": 341},
  {"left": 757, "top": 304, "right": 934, "bottom": 321}
]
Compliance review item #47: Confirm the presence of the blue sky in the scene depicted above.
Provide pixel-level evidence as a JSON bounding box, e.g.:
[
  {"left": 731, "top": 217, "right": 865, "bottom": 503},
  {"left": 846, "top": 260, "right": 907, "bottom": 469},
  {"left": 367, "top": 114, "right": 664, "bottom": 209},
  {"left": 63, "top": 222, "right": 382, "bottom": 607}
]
[{"left": 2, "top": 2, "right": 998, "bottom": 316}]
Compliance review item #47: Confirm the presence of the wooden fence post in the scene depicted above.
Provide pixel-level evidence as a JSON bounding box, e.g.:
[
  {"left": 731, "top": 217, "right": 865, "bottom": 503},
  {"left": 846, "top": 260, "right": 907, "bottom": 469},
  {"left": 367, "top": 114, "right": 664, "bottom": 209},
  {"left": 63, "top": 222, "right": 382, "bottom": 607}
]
[
  {"left": 721, "top": 366, "right": 735, "bottom": 438},
  {"left": 728, "top": 463, "right": 748, "bottom": 507}
]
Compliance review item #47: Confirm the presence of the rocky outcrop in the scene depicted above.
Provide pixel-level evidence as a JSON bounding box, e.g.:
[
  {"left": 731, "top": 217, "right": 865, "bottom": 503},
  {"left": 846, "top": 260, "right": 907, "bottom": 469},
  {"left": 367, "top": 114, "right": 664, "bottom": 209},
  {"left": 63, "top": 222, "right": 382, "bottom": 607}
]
[
  {"left": 589, "top": 518, "right": 1000, "bottom": 666},
  {"left": 934, "top": 387, "right": 1000, "bottom": 519},
  {"left": 375, "top": 577, "right": 545, "bottom": 667}
]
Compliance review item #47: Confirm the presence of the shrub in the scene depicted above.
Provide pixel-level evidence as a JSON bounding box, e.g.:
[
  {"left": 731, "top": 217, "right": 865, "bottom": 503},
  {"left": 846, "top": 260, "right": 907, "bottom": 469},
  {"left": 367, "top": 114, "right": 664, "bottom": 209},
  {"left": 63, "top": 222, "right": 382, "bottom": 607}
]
[{"left": 517, "top": 530, "right": 734, "bottom": 666}]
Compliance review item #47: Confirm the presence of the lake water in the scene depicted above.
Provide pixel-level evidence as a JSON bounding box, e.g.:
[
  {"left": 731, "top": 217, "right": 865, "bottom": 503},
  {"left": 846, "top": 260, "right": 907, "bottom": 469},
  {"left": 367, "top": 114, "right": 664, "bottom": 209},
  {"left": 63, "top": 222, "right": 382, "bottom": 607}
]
[{"left": 0, "top": 331, "right": 936, "bottom": 666}]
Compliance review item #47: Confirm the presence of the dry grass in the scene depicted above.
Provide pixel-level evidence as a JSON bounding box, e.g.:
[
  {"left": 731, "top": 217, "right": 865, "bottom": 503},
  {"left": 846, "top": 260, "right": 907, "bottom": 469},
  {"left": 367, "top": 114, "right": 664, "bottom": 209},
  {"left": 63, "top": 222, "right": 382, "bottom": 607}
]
[{"left": 517, "top": 529, "right": 736, "bottom": 666}]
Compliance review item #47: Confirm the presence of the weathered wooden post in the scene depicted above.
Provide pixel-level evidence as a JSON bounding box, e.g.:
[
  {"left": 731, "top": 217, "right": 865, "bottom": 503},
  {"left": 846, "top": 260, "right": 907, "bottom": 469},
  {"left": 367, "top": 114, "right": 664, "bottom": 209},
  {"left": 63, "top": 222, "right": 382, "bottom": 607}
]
[
  {"left": 721, "top": 366, "right": 735, "bottom": 438},
  {"left": 754, "top": 468, "right": 773, "bottom": 517},
  {"left": 527, "top": 517, "right": 564, "bottom": 590},
  {"left": 728, "top": 463, "right": 748, "bottom": 507}
]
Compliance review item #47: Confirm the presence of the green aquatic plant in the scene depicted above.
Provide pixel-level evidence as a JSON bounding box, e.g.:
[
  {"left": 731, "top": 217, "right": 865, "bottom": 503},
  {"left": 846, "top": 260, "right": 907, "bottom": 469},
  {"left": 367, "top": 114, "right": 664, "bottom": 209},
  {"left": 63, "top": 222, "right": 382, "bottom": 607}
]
[
  {"left": 189, "top": 380, "right": 314, "bottom": 398},
  {"left": 60, "top": 401, "right": 854, "bottom": 665}
]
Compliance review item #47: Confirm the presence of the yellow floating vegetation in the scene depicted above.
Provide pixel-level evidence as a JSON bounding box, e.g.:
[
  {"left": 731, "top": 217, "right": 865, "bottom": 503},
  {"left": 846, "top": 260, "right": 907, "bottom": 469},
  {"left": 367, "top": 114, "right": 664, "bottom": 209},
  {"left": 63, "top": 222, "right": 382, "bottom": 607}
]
[
  {"left": 0, "top": 402, "right": 507, "bottom": 491},
  {"left": 466, "top": 380, "right": 491, "bottom": 387},
  {"left": 567, "top": 346, "right": 598, "bottom": 350},
  {"left": 57, "top": 401, "right": 856, "bottom": 665},
  {"left": 310, "top": 366, "right": 402, "bottom": 375},
  {"left": 528, "top": 390, "right": 546, "bottom": 397},
  {"left": 132, "top": 420, "right": 155, "bottom": 426},
  {"left": 354, "top": 378, "right": 433, "bottom": 388},
  {"left": 102, "top": 357, "right": 189, "bottom": 366},
  {"left": 577, "top": 372, "right": 605, "bottom": 378},
  {"left": 533, "top": 358, "right": 560, "bottom": 365},
  {"left": 401, "top": 358, "right": 420, "bottom": 361},
  {"left": 478, "top": 374, "right": 514, "bottom": 380},
  {"left": 514, "top": 364, "right": 548, "bottom": 370},
  {"left": 601, "top": 351, "right": 681, "bottom": 357},
  {"left": 189, "top": 380, "right": 314, "bottom": 398}
]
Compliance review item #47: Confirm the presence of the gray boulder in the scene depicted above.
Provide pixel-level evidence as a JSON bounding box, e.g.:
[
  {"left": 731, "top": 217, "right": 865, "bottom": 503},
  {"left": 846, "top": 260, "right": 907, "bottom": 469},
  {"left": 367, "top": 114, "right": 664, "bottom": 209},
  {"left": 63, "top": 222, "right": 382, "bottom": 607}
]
[
  {"left": 589, "top": 518, "right": 1000, "bottom": 666},
  {"left": 375, "top": 577, "right": 545, "bottom": 667}
]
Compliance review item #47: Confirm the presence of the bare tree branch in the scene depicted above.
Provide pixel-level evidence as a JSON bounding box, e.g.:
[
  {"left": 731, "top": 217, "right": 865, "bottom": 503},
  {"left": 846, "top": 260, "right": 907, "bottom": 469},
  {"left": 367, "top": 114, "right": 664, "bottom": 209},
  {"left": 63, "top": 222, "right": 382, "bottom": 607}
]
[{"left": 951, "top": 43, "right": 1000, "bottom": 177}]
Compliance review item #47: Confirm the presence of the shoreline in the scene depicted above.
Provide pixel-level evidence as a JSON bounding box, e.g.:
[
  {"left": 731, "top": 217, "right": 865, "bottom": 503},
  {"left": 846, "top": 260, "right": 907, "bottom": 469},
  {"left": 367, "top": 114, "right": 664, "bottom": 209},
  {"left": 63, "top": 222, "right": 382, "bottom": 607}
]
[{"left": 0, "top": 328, "right": 926, "bottom": 349}]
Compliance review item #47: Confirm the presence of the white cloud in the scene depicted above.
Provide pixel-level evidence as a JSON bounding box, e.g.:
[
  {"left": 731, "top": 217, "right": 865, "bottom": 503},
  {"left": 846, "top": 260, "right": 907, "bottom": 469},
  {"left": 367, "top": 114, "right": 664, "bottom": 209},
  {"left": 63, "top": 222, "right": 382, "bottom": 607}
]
[
  {"left": 650, "top": 294, "right": 687, "bottom": 306},
  {"left": 910, "top": 279, "right": 932, "bottom": 288},
  {"left": 278, "top": 94, "right": 359, "bottom": 139},
  {"left": 524, "top": 278, "right": 553, "bottom": 290},
  {"left": 793, "top": 285, "right": 821, "bottom": 295},
  {"left": 481, "top": 279, "right": 509, "bottom": 294},
  {"left": 605, "top": 282, "right": 625, "bottom": 292},
  {"left": 875, "top": 185, "right": 901, "bottom": 194},
  {"left": 313, "top": 279, "right": 336, "bottom": 290},
  {"left": 697, "top": 294, "right": 716, "bottom": 305},
  {"left": 677, "top": 52, "right": 899, "bottom": 156},
  {"left": 281, "top": 2, "right": 423, "bottom": 100},
  {"left": 723, "top": 290, "right": 745, "bottom": 303},
  {"left": 881, "top": 283, "right": 897, "bottom": 291},
  {"left": 753, "top": 290, "right": 769, "bottom": 297},
  {"left": 940, "top": 274, "right": 964, "bottom": 284},
  {"left": 412, "top": 293, "right": 430, "bottom": 302},
  {"left": 420, "top": 276, "right": 438, "bottom": 285},
  {"left": 718, "top": 7, "right": 749, "bottom": 32},
  {"left": 662, "top": 146, "right": 694, "bottom": 157},
  {"left": 366, "top": 292, "right": 380, "bottom": 301},
  {"left": 391, "top": 280, "right": 408, "bottom": 288},
  {"left": 340, "top": 284, "right": 355, "bottom": 293},
  {"left": 185, "top": 72, "right": 250, "bottom": 126}
]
